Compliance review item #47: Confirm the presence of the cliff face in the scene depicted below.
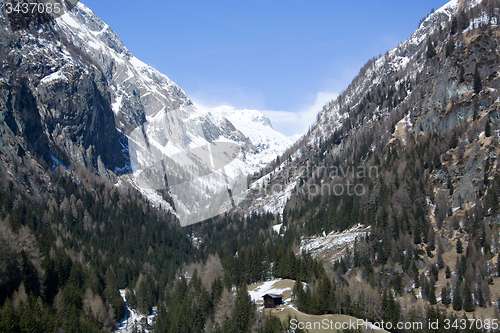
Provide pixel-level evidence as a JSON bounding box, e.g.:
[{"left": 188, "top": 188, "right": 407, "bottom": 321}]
[
  {"left": 0, "top": 3, "right": 126, "bottom": 178},
  {"left": 48, "top": 4, "right": 261, "bottom": 224},
  {"left": 0, "top": 2, "right": 295, "bottom": 225}
]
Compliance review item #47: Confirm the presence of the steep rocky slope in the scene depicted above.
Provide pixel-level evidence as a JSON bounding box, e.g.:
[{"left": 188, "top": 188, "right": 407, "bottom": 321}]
[
  {"left": 0, "top": 5, "right": 126, "bottom": 178},
  {"left": 248, "top": 0, "right": 500, "bottom": 219},
  {"left": 241, "top": 0, "right": 500, "bottom": 320},
  {"left": 0, "top": 2, "right": 294, "bottom": 225}
]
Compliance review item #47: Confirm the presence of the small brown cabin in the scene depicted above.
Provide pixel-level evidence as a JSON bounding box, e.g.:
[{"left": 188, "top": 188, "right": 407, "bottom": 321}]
[{"left": 263, "top": 293, "right": 283, "bottom": 308}]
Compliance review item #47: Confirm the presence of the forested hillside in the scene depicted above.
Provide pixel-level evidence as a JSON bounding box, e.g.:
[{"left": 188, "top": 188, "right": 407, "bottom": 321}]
[
  {"left": 245, "top": 0, "right": 500, "bottom": 330},
  {"left": 2, "top": 0, "right": 500, "bottom": 333}
]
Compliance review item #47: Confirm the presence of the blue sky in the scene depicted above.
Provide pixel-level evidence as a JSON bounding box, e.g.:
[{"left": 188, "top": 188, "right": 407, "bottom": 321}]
[{"left": 81, "top": 0, "right": 449, "bottom": 135}]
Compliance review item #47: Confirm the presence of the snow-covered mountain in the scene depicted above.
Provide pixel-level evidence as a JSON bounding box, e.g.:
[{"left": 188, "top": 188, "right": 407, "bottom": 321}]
[
  {"left": 53, "top": 3, "right": 300, "bottom": 225},
  {"left": 0, "top": 1, "right": 296, "bottom": 226},
  {"left": 201, "top": 105, "right": 297, "bottom": 167}
]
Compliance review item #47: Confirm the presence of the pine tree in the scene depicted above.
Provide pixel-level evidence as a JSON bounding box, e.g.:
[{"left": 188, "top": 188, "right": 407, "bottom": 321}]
[
  {"left": 456, "top": 239, "right": 463, "bottom": 253},
  {"left": 447, "top": 176, "right": 454, "bottom": 195},
  {"left": 477, "top": 286, "right": 485, "bottom": 307},
  {"left": 474, "top": 66, "right": 482, "bottom": 94},
  {"left": 437, "top": 251, "right": 445, "bottom": 269},
  {"left": 293, "top": 280, "right": 307, "bottom": 312},
  {"left": 19, "top": 304, "right": 39, "bottom": 333},
  {"left": 484, "top": 159, "right": 491, "bottom": 186},
  {"left": 211, "top": 278, "right": 223, "bottom": 303},
  {"left": 451, "top": 16, "right": 458, "bottom": 34},
  {"left": 393, "top": 274, "right": 403, "bottom": 295},
  {"left": 426, "top": 38, "right": 436, "bottom": 59},
  {"left": 445, "top": 266, "right": 451, "bottom": 279},
  {"left": 485, "top": 120, "right": 492, "bottom": 137},
  {"left": 428, "top": 282, "right": 437, "bottom": 305},
  {"left": 459, "top": 65, "right": 466, "bottom": 83},
  {"left": 230, "top": 285, "right": 255, "bottom": 333},
  {"left": 442, "top": 283, "right": 451, "bottom": 306},
  {"left": 453, "top": 284, "right": 462, "bottom": 311},
  {"left": 126, "top": 289, "right": 137, "bottom": 308},
  {"left": 381, "top": 291, "right": 401, "bottom": 325},
  {"left": 414, "top": 225, "right": 421, "bottom": 245},
  {"left": 260, "top": 313, "right": 285, "bottom": 333},
  {"left": 460, "top": 255, "right": 467, "bottom": 281},
  {"left": 459, "top": 10, "right": 469, "bottom": 30},
  {"left": 315, "top": 275, "right": 333, "bottom": 314},
  {"left": 445, "top": 37, "right": 455, "bottom": 57},
  {"left": 462, "top": 283, "right": 475, "bottom": 312},
  {"left": 497, "top": 256, "right": 500, "bottom": 277},
  {"left": 0, "top": 298, "right": 19, "bottom": 333}
]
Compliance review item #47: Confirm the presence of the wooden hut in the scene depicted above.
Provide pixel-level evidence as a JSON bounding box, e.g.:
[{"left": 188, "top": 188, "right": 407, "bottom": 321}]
[{"left": 263, "top": 293, "right": 283, "bottom": 308}]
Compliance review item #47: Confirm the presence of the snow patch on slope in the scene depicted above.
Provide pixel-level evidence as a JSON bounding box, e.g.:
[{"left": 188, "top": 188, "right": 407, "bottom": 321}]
[
  {"left": 248, "top": 180, "right": 298, "bottom": 215},
  {"left": 115, "top": 290, "right": 156, "bottom": 333},
  {"left": 248, "top": 279, "right": 292, "bottom": 304},
  {"left": 299, "top": 224, "right": 371, "bottom": 263}
]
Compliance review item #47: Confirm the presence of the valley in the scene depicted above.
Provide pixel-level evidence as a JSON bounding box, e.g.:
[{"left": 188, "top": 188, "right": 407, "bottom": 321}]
[{"left": 1, "top": 0, "right": 500, "bottom": 332}]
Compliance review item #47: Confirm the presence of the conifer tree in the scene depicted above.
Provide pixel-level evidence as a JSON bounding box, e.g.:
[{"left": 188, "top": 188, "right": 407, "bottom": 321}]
[
  {"left": 459, "top": 10, "right": 469, "bottom": 30},
  {"left": 126, "top": 289, "right": 137, "bottom": 308},
  {"left": 437, "top": 251, "right": 445, "bottom": 270},
  {"left": 19, "top": 303, "right": 39, "bottom": 333},
  {"left": 474, "top": 66, "right": 482, "bottom": 94},
  {"left": 428, "top": 282, "right": 437, "bottom": 305},
  {"left": 485, "top": 120, "right": 492, "bottom": 137},
  {"left": 0, "top": 298, "right": 18, "bottom": 333},
  {"left": 414, "top": 225, "right": 421, "bottom": 245},
  {"left": 451, "top": 16, "right": 458, "bottom": 34},
  {"left": 315, "top": 275, "right": 333, "bottom": 314},
  {"left": 453, "top": 284, "right": 462, "bottom": 311},
  {"left": 497, "top": 256, "right": 500, "bottom": 277},
  {"left": 260, "top": 313, "right": 286, "bottom": 333},
  {"left": 381, "top": 291, "right": 401, "bottom": 326},
  {"left": 477, "top": 286, "right": 485, "bottom": 308},
  {"left": 448, "top": 175, "right": 454, "bottom": 195},
  {"left": 293, "top": 280, "right": 308, "bottom": 312},
  {"left": 230, "top": 285, "right": 255, "bottom": 333},
  {"left": 445, "top": 266, "right": 451, "bottom": 279},
  {"left": 484, "top": 159, "right": 491, "bottom": 186},
  {"left": 463, "top": 283, "right": 474, "bottom": 312},
  {"left": 426, "top": 38, "right": 436, "bottom": 59},
  {"left": 445, "top": 37, "right": 455, "bottom": 57},
  {"left": 393, "top": 274, "right": 403, "bottom": 295},
  {"left": 456, "top": 239, "right": 463, "bottom": 253},
  {"left": 442, "top": 283, "right": 451, "bottom": 306}
]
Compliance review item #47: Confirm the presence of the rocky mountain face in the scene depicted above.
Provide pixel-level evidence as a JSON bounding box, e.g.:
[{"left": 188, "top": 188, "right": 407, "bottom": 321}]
[
  {"left": 242, "top": 0, "right": 500, "bottom": 318},
  {"left": 0, "top": 6, "right": 126, "bottom": 179},
  {"left": 3, "top": 0, "right": 500, "bottom": 328},
  {"left": 0, "top": 2, "right": 293, "bottom": 225},
  {"left": 250, "top": 0, "right": 500, "bottom": 218},
  {"left": 204, "top": 105, "right": 297, "bottom": 167}
]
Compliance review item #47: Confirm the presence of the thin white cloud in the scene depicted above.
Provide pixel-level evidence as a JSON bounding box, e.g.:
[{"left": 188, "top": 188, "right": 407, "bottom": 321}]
[
  {"left": 188, "top": 83, "right": 266, "bottom": 111},
  {"left": 263, "top": 91, "right": 338, "bottom": 136},
  {"left": 190, "top": 82, "right": 339, "bottom": 137}
]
